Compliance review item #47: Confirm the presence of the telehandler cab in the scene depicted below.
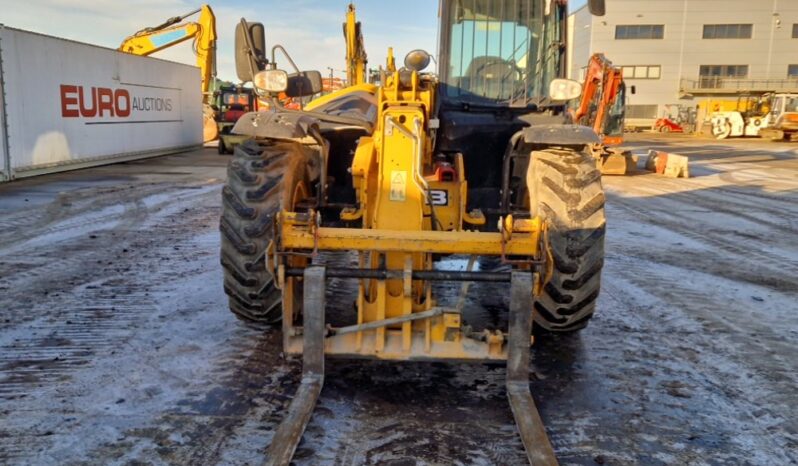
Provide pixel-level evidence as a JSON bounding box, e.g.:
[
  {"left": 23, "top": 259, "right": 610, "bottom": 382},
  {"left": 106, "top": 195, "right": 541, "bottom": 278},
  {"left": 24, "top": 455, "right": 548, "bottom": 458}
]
[{"left": 220, "top": 1, "right": 607, "bottom": 464}]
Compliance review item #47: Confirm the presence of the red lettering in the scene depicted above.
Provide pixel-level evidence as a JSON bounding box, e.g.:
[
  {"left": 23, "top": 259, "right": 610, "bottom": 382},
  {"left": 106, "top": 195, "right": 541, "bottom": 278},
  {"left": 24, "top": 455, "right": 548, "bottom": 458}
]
[
  {"left": 114, "top": 89, "right": 130, "bottom": 117},
  {"left": 60, "top": 85, "right": 79, "bottom": 117},
  {"left": 78, "top": 87, "right": 97, "bottom": 117},
  {"left": 97, "top": 88, "right": 114, "bottom": 117},
  {"left": 62, "top": 85, "right": 133, "bottom": 118}
]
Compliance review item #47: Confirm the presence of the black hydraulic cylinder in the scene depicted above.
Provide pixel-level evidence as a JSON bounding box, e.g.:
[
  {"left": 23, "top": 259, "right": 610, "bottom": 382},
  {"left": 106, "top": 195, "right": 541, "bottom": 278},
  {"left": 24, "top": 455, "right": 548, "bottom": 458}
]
[{"left": 283, "top": 267, "right": 514, "bottom": 282}]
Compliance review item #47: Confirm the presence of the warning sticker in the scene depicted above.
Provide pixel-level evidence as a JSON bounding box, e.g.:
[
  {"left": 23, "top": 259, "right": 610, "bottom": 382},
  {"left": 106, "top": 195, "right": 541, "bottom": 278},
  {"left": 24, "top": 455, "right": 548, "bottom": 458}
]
[{"left": 389, "top": 170, "right": 407, "bottom": 201}]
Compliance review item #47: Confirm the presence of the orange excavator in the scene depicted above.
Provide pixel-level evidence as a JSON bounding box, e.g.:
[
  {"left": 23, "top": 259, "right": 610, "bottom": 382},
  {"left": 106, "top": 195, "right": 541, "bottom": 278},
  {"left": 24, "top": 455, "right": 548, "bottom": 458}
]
[{"left": 574, "top": 53, "right": 635, "bottom": 175}]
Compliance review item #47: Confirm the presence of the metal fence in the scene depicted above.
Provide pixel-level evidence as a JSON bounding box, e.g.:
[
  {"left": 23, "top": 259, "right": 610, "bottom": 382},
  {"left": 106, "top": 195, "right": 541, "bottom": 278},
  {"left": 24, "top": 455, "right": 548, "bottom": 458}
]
[{"left": 680, "top": 77, "right": 798, "bottom": 93}]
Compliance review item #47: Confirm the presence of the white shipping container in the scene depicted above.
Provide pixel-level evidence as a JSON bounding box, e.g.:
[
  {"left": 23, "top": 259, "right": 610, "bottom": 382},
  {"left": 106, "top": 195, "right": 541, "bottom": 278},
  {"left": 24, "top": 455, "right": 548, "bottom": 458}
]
[
  {"left": 0, "top": 26, "right": 203, "bottom": 181},
  {"left": 0, "top": 62, "right": 7, "bottom": 181}
]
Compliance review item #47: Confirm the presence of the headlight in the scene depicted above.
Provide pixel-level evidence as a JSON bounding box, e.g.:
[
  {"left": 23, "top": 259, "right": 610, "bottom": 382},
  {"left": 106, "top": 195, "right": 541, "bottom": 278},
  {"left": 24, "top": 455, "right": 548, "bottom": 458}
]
[
  {"left": 404, "top": 49, "right": 431, "bottom": 72},
  {"left": 253, "top": 70, "right": 288, "bottom": 93},
  {"left": 549, "top": 78, "right": 582, "bottom": 101}
]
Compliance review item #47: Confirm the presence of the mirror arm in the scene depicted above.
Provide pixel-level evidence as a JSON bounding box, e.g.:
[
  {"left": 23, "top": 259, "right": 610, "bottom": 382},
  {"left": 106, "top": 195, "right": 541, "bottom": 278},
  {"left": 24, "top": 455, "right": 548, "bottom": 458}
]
[{"left": 271, "top": 45, "right": 302, "bottom": 74}]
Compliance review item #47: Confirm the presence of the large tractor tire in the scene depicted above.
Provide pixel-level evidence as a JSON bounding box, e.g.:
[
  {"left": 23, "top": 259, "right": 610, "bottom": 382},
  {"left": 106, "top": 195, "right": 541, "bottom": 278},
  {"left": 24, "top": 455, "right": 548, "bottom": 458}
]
[
  {"left": 220, "top": 139, "right": 314, "bottom": 324},
  {"left": 526, "top": 147, "right": 606, "bottom": 332}
]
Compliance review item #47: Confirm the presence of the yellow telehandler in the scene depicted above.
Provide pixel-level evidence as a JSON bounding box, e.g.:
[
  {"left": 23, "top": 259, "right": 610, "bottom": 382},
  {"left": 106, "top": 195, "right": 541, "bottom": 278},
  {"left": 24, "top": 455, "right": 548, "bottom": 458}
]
[{"left": 220, "top": 1, "right": 607, "bottom": 464}]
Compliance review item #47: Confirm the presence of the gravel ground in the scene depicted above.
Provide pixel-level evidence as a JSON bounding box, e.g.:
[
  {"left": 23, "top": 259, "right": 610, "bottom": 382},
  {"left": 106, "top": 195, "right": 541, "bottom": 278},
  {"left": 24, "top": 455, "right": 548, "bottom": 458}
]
[{"left": 0, "top": 135, "right": 796, "bottom": 465}]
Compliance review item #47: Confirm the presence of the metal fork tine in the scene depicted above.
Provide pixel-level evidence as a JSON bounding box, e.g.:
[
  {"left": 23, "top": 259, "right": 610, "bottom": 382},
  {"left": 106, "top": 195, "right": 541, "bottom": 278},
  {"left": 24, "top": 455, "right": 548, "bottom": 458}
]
[
  {"left": 507, "top": 270, "right": 558, "bottom": 465},
  {"left": 265, "top": 266, "right": 326, "bottom": 466}
]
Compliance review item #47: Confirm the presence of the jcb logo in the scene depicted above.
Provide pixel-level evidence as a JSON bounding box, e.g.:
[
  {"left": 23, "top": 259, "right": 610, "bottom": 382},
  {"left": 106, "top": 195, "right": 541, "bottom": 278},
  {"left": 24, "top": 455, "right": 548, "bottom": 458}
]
[{"left": 60, "top": 85, "right": 131, "bottom": 118}]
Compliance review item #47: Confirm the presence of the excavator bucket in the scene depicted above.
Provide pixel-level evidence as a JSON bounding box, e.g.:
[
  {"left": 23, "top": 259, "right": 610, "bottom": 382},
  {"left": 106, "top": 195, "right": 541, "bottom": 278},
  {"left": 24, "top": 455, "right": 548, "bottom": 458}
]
[{"left": 598, "top": 148, "right": 637, "bottom": 175}]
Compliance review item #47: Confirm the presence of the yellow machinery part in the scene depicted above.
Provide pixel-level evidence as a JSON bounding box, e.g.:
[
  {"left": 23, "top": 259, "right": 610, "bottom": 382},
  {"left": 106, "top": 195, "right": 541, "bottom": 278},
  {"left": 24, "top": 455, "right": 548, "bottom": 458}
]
[
  {"left": 119, "top": 5, "right": 218, "bottom": 142},
  {"left": 275, "top": 65, "right": 548, "bottom": 361},
  {"left": 266, "top": 47, "right": 557, "bottom": 466}
]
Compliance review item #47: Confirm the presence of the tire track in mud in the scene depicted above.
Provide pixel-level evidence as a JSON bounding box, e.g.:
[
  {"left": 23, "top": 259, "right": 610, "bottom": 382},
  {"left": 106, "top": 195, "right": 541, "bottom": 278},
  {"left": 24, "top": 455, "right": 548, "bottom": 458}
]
[
  {"left": 0, "top": 184, "right": 147, "bottom": 249},
  {"left": 610, "top": 173, "right": 798, "bottom": 234},
  {"left": 598, "top": 256, "right": 798, "bottom": 463},
  {"left": 605, "top": 188, "right": 798, "bottom": 279},
  {"left": 0, "top": 185, "right": 220, "bottom": 321},
  {"left": 88, "top": 329, "right": 297, "bottom": 466},
  {"left": 0, "top": 181, "right": 225, "bottom": 464},
  {"left": 297, "top": 360, "right": 528, "bottom": 466}
]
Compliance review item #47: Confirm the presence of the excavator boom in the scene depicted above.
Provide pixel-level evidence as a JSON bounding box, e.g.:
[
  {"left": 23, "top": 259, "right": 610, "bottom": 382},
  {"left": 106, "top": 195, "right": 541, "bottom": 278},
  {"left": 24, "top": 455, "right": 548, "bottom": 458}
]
[
  {"left": 574, "top": 53, "right": 624, "bottom": 145},
  {"left": 119, "top": 5, "right": 217, "bottom": 98},
  {"left": 344, "top": 3, "right": 367, "bottom": 86},
  {"left": 119, "top": 5, "right": 218, "bottom": 142},
  {"left": 575, "top": 53, "right": 634, "bottom": 175}
]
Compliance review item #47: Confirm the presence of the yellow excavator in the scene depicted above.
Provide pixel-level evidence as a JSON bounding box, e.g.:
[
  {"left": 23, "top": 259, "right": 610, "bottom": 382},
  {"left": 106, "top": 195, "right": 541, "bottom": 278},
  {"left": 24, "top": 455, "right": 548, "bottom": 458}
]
[
  {"left": 119, "top": 5, "right": 219, "bottom": 142},
  {"left": 344, "top": 3, "right": 367, "bottom": 86},
  {"left": 222, "top": 1, "right": 607, "bottom": 464}
]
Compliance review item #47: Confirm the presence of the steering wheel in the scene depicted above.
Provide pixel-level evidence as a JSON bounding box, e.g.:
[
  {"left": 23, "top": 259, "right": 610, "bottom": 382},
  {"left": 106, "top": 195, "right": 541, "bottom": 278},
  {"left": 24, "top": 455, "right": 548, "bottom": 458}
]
[{"left": 474, "top": 60, "right": 522, "bottom": 83}]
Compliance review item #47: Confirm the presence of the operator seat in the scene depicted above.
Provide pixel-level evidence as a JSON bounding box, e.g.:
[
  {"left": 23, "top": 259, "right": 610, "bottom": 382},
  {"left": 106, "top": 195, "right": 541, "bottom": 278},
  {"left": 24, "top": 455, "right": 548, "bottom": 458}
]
[{"left": 464, "top": 56, "right": 518, "bottom": 100}]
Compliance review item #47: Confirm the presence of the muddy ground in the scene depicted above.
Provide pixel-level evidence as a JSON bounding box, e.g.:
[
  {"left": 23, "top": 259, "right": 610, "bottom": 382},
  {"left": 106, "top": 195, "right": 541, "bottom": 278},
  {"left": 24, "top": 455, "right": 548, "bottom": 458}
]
[{"left": 0, "top": 134, "right": 796, "bottom": 465}]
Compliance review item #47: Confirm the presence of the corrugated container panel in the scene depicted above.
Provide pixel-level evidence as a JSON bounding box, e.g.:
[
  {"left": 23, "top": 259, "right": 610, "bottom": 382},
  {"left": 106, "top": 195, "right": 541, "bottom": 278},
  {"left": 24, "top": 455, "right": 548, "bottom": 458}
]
[
  {"left": 0, "top": 26, "right": 203, "bottom": 181},
  {"left": 0, "top": 33, "right": 7, "bottom": 182}
]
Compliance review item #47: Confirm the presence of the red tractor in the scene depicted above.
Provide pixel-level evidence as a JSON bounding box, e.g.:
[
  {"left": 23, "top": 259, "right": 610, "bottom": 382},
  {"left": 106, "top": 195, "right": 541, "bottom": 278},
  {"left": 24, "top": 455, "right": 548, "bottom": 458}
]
[{"left": 654, "top": 118, "right": 685, "bottom": 133}]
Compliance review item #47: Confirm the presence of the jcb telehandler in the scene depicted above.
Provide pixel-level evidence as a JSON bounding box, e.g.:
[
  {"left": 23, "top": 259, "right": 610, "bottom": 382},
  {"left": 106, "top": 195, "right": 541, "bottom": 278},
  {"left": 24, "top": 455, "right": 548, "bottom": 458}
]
[{"left": 220, "top": 1, "right": 607, "bottom": 464}]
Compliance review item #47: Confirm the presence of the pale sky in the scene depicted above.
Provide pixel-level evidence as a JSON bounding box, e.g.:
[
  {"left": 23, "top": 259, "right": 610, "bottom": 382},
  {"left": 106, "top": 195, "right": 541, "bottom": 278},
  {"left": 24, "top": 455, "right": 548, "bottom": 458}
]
[
  {"left": 0, "top": 0, "right": 440, "bottom": 83},
  {"left": 1, "top": 0, "right": 589, "bottom": 82}
]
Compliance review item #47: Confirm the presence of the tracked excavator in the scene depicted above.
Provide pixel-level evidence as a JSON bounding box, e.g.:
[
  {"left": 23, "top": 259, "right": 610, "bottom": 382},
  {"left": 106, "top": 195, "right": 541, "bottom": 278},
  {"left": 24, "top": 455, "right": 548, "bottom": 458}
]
[
  {"left": 119, "top": 5, "right": 219, "bottom": 142},
  {"left": 220, "top": 1, "right": 607, "bottom": 464},
  {"left": 574, "top": 53, "right": 635, "bottom": 175}
]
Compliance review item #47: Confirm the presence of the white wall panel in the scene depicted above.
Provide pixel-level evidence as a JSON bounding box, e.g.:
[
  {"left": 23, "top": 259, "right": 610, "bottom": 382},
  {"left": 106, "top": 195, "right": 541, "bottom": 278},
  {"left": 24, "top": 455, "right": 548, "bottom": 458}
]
[{"left": 0, "top": 26, "right": 202, "bottom": 180}]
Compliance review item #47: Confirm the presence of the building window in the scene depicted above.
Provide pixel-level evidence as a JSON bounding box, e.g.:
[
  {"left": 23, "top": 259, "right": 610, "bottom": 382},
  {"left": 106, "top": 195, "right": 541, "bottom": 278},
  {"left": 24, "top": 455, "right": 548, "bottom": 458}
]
[
  {"left": 703, "top": 24, "right": 753, "bottom": 39},
  {"left": 625, "top": 105, "right": 658, "bottom": 119},
  {"left": 699, "top": 65, "right": 748, "bottom": 88},
  {"left": 789, "top": 65, "right": 798, "bottom": 78},
  {"left": 615, "top": 25, "right": 664, "bottom": 40},
  {"left": 621, "top": 65, "right": 661, "bottom": 79},
  {"left": 793, "top": 24, "right": 798, "bottom": 38},
  {"left": 699, "top": 65, "right": 748, "bottom": 78}
]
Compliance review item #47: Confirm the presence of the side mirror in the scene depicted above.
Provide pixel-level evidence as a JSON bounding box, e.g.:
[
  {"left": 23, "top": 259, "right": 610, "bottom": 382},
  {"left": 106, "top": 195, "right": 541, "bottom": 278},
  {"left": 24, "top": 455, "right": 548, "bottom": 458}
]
[
  {"left": 588, "top": 0, "right": 606, "bottom": 16},
  {"left": 235, "top": 19, "right": 266, "bottom": 82},
  {"left": 285, "top": 71, "right": 323, "bottom": 98}
]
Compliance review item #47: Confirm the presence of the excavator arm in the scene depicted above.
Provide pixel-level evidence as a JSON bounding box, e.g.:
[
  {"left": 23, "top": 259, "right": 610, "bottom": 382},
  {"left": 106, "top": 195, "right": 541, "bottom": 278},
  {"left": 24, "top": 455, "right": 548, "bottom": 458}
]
[
  {"left": 119, "top": 5, "right": 218, "bottom": 141},
  {"left": 575, "top": 53, "right": 637, "bottom": 175},
  {"left": 344, "top": 3, "right": 368, "bottom": 86},
  {"left": 573, "top": 53, "right": 624, "bottom": 144},
  {"left": 119, "top": 5, "right": 217, "bottom": 99}
]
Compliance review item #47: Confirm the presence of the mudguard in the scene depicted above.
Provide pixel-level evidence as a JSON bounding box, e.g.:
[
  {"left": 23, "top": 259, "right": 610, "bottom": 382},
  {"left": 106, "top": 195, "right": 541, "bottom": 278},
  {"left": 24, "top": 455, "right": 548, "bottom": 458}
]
[
  {"left": 231, "top": 111, "right": 320, "bottom": 142},
  {"left": 523, "top": 124, "right": 600, "bottom": 145}
]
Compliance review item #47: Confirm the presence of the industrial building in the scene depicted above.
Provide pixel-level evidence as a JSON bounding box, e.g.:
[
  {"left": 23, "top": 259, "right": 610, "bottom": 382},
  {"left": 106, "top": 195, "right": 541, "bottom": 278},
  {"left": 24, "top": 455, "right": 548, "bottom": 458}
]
[{"left": 568, "top": 0, "right": 798, "bottom": 125}]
